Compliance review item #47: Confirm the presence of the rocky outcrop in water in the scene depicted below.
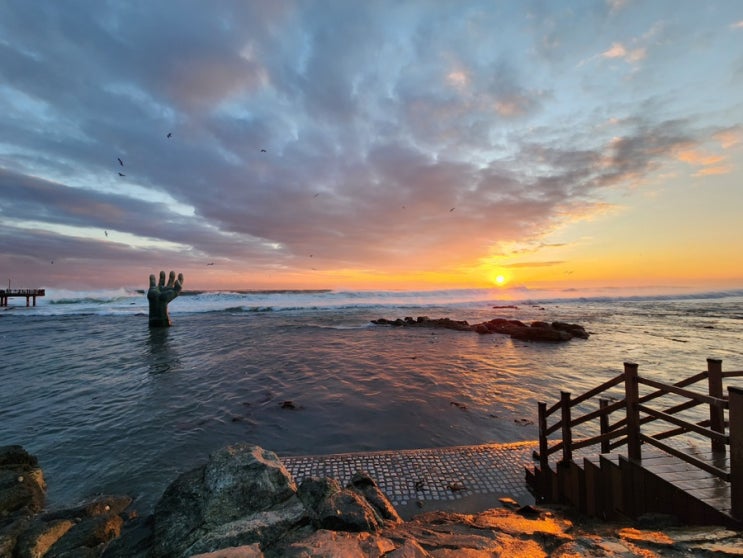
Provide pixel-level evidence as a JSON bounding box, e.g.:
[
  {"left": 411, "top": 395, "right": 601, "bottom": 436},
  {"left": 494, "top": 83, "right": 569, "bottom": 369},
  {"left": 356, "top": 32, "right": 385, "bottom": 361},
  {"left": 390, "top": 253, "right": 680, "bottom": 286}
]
[
  {"left": 372, "top": 316, "right": 590, "bottom": 342},
  {"left": 370, "top": 316, "right": 473, "bottom": 331},
  {"left": 0, "top": 445, "right": 132, "bottom": 557}
]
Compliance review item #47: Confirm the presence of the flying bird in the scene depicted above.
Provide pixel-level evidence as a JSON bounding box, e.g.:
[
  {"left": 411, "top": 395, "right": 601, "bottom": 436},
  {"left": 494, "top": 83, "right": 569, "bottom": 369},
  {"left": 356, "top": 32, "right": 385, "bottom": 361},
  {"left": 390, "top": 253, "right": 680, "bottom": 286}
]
[
  {"left": 450, "top": 207, "right": 455, "bottom": 212},
  {"left": 117, "top": 158, "right": 123, "bottom": 166},
  {"left": 118, "top": 172, "right": 125, "bottom": 177},
  {"left": 167, "top": 132, "right": 172, "bottom": 138},
  {"left": 313, "top": 193, "right": 320, "bottom": 198},
  {"left": 260, "top": 148, "right": 267, "bottom": 152}
]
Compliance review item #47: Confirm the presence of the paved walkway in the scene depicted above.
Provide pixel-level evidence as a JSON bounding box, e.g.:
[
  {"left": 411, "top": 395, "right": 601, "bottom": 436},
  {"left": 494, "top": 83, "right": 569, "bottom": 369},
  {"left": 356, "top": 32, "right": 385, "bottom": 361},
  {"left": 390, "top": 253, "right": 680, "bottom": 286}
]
[{"left": 281, "top": 441, "right": 539, "bottom": 518}]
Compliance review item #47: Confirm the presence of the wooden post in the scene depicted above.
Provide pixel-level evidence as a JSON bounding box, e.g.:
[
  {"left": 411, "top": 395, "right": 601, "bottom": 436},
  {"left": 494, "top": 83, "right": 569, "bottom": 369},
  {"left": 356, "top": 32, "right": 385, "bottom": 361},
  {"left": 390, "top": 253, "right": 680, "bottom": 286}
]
[
  {"left": 624, "top": 362, "right": 641, "bottom": 461},
  {"left": 538, "top": 402, "right": 549, "bottom": 469},
  {"left": 708, "top": 358, "right": 725, "bottom": 453},
  {"left": 728, "top": 386, "right": 743, "bottom": 519},
  {"left": 600, "top": 398, "right": 610, "bottom": 453},
  {"left": 561, "top": 391, "right": 572, "bottom": 463},
  {"left": 538, "top": 402, "right": 551, "bottom": 496}
]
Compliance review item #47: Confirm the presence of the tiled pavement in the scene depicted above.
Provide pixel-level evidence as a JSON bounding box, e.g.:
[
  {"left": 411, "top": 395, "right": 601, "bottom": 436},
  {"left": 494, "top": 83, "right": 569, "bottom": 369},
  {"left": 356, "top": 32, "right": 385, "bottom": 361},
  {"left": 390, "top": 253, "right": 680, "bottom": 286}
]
[{"left": 281, "top": 441, "right": 539, "bottom": 518}]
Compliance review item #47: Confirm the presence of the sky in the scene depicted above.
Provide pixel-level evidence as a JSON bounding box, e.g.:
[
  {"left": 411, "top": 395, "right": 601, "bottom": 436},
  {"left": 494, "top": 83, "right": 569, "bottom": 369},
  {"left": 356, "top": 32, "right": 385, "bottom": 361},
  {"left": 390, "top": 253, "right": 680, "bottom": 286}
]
[{"left": 1, "top": 1, "right": 742, "bottom": 295}]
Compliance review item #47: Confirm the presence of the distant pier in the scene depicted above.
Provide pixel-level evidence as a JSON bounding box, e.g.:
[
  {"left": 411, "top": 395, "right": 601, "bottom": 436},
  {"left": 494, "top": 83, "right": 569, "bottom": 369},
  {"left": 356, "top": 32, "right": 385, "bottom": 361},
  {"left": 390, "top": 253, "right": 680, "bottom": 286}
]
[{"left": 0, "top": 289, "right": 45, "bottom": 307}]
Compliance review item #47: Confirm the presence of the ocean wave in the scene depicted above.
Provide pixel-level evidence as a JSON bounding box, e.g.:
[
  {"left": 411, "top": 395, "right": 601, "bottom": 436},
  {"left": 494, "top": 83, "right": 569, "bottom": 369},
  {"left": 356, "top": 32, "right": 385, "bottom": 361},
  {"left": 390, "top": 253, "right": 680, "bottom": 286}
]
[{"left": 7, "top": 286, "right": 743, "bottom": 317}]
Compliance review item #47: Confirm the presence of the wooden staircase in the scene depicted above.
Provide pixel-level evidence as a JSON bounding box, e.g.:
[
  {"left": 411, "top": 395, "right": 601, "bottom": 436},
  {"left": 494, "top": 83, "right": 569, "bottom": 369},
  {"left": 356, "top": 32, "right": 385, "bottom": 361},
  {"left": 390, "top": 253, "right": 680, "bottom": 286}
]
[
  {"left": 526, "top": 449, "right": 739, "bottom": 527},
  {"left": 526, "top": 359, "right": 743, "bottom": 528}
]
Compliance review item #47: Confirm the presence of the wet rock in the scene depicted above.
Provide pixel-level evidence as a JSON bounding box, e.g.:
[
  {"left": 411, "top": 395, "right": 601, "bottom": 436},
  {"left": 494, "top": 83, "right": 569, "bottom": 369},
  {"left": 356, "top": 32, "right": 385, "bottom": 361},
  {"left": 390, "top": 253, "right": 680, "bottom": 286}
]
[
  {"left": 277, "top": 529, "right": 396, "bottom": 557},
  {"left": 190, "top": 544, "right": 264, "bottom": 558},
  {"left": 512, "top": 324, "right": 572, "bottom": 342},
  {"left": 151, "top": 444, "right": 302, "bottom": 557},
  {"left": 14, "top": 518, "right": 75, "bottom": 558},
  {"left": 347, "top": 471, "right": 403, "bottom": 525},
  {"left": 297, "top": 473, "right": 402, "bottom": 534},
  {"left": 0, "top": 445, "right": 46, "bottom": 519},
  {"left": 183, "top": 497, "right": 307, "bottom": 557},
  {"left": 373, "top": 315, "right": 590, "bottom": 342},
  {"left": 0, "top": 446, "right": 139, "bottom": 558},
  {"left": 552, "top": 321, "right": 590, "bottom": 339},
  {"left": 370, "top": 317, "right": 472, "bottom": 331}
]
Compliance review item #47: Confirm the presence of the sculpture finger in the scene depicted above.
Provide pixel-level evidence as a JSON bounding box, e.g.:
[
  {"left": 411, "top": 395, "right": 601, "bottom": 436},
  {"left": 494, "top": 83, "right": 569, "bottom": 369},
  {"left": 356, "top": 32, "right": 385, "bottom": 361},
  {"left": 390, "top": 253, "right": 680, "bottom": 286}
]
[
  {"left": 167, "top": 270, "right": 176, "bottom": 288},
  {"left": 149, "top": 274, "right": 156, "bottom": 289},
  {"left": 158, "top": 270, "right": 166, "bottom": 287},
  {"left": 174, "top": 273, "right": 184, "bottom": 293}
]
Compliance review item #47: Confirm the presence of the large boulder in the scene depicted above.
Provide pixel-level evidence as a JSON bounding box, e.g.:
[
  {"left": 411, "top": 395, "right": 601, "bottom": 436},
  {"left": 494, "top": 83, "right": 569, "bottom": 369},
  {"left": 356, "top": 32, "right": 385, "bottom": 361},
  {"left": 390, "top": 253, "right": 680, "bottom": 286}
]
[
  {"left": 298, "top": 472, "right": 402, "bottom": 533},
  {"left": 347, "top": 472, "right": 402, "bottom": 525},
  {"left": 297, "top": 476, "right": 382, "bottom": 532},
  {"left": 151, "top": 444, "right": 305, "bottom": 558}
]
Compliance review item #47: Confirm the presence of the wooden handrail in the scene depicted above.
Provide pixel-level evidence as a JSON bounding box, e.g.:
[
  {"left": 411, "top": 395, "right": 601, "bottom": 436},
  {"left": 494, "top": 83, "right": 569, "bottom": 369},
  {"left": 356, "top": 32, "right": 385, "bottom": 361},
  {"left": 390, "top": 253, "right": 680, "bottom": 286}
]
[
  {"left": 637, "top": 370, "right": 708, "bottom": 405},
  {"left": 638, "top": 404, "right": 729, "bottom": 444},
  {"left": 652, "top": 418, "right": 719, "bottom": 441},
  {"left": 542, "top": 372, "right": 624, "bottom": 419},
  {"left": 535, "top": 358, "right": 741, "bottom": 517},
  {"left": 570, "top": 427, "right": 629, "bottom": 452},
  {"left": 567, "top": 372, "right": 624, "bottom": 409},
  {"left": 572, "top": 398, "right": 624, "bottom": 429},
  {"left": 640, "top": 434, "right": 730, "bottom": 481},
  {"left": 638, "top": 376, "right": 727, "bottom": 408}
]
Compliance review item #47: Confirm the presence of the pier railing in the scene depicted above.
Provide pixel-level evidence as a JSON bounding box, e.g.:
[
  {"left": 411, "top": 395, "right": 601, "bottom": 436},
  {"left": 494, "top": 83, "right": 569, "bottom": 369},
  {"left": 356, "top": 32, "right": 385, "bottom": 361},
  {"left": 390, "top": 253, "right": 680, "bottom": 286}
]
[
  {"left": 536, "top": 358, "right": 743, "bottom": 519},
  {"left": 0, "top": 288, "right": 46, "bottom": 307}
]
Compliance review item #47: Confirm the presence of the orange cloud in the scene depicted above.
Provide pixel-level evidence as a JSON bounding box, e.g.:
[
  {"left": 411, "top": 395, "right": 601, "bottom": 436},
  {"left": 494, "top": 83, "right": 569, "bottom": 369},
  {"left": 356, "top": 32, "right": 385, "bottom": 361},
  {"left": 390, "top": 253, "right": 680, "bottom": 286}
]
[
  {"left": 602, "top": 42, "right": 646, "bottom": 62},
  {"left": 694, "top": 165, "right": 732, "bottom": 177},
  {"left": 713, "top": 128, "right": 743, "bottom": 149},
  {"left": 676, "top": 149, "right": 724, "bottom": 166}
]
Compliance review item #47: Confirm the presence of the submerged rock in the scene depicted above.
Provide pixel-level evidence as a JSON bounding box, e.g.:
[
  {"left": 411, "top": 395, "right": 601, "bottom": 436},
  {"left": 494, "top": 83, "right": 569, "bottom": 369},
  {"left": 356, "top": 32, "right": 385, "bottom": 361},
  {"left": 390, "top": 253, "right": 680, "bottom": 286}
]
[
  {"left": 372, "top": 315, "right": 590, "bottom": 342},
  {"left": 371, "top": 316, "right": 472, "bottom": 331}
]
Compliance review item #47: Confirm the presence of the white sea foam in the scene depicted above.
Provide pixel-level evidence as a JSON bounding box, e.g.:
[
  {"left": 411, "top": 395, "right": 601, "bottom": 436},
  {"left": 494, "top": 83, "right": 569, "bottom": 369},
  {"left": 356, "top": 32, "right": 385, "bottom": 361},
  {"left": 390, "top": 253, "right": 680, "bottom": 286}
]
[{"left": 13, "top": 286, "right": 743, "bottom": 317}]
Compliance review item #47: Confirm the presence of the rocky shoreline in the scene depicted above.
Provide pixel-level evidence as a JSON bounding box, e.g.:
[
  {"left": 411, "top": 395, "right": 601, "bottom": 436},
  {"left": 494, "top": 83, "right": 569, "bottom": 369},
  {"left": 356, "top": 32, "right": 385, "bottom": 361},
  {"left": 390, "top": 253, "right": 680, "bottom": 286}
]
[
  {"left": 3, "top": 443, "right": 742, "bottom": 557},
  {"left": 371, "top": 315, "right": 590, "bottom": 342}
]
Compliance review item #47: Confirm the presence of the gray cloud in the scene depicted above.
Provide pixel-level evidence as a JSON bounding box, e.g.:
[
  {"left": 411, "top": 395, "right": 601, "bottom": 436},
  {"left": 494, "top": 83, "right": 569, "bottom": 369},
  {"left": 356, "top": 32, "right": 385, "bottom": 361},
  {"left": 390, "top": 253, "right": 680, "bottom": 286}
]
[{"left": 1, "top": 0, "right": 741, "bottom": 288}]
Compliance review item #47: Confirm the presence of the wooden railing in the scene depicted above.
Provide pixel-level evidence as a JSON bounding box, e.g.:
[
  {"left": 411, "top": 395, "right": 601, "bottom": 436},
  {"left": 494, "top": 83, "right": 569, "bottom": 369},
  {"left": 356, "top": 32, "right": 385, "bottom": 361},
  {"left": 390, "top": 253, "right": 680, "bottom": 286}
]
[{"left": 536, "top": 358, "right": 743, "bottom": 518}]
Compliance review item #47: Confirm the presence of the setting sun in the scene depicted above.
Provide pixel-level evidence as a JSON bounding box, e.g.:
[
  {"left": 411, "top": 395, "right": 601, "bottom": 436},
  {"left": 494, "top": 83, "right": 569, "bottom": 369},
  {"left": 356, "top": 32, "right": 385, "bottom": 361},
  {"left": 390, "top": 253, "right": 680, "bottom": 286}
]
[{"left": 495, "top": 275, "right": 505, "bottom": 285}]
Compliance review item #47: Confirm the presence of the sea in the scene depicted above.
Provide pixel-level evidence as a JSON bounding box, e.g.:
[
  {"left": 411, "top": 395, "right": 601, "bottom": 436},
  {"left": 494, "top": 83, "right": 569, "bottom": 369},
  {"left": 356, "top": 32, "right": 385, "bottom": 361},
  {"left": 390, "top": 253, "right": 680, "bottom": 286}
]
[{"left": 2, "top": 287, "right": 742, "bottom": 515}]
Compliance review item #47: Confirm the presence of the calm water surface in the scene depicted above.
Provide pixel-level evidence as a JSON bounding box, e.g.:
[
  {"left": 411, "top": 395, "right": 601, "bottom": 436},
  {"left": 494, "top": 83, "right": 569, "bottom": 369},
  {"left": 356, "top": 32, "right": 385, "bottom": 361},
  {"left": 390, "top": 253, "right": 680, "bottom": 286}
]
[{"left": 1, "top": 290, "right": 742, "bottom": 513}]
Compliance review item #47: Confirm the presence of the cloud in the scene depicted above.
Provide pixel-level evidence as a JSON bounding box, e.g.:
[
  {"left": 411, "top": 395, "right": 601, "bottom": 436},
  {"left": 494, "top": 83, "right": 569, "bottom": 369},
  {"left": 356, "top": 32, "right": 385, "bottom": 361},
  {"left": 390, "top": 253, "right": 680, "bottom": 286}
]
[
  {"left": 501, "top": 260, "right": 565, "bottom": 269},
  {"left": 676, "top": 149, "right": 724, "bottom": 166},
  {"left": 607, "top": 0, "right": 628, "bottom": 14},
  {"left": 0, "top": 1, "right": 741, "bottom": 289},
  {"left": 601, "top": 42, "right": 646, "bottom": 63},
  {"left": 713, "top": 127, "right": 743, "bottom": 149}
]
